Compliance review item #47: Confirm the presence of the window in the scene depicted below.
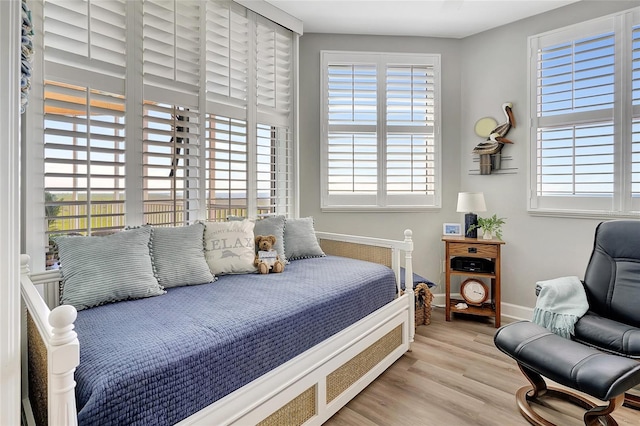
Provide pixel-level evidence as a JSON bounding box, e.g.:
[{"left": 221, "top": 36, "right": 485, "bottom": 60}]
[
  {"left": 43, "top": 0, "right": 128, "bottom": 270},
  {"left": 320, "top": 51, "right": 441, "bottom": 210},
  {"left": 529, "top": 8, "right": 640, "bottom": 216},
  {"left": 142, "top": 0, "right": 202, "bottom": 226},
  {"left": 203, "top": 2, "right": 294, "bottom": 220},
  {"left": 44, "top": 81, "right": 126, "bottom": 236},
  {"left": 35, "top": 0, "right": 298, "bottom": 267}
]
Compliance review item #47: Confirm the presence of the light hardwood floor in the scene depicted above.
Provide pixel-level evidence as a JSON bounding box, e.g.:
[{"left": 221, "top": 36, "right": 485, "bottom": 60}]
[{"left": 325, "top": 307, "right": 640, "bottom": 425}]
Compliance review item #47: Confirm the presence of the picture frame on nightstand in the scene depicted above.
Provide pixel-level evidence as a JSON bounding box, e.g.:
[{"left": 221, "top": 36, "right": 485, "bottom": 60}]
[{"left": 443, "top": 223, "right": 462, "bottom": 236}]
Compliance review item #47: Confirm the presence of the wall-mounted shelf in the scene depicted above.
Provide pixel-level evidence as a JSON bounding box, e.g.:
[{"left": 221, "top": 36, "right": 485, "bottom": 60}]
[{"left": 468, "top": 154, "right": 517, "bottom": 175}]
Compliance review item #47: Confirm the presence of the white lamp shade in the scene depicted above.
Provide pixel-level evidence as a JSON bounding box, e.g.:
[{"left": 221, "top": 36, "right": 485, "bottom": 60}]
[{"left": 456, "top": 192, "right": 487, "bottom": 213}]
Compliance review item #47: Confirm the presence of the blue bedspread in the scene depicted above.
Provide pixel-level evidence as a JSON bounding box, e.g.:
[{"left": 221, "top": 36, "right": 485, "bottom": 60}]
[{"left": 73, "top": 256, "right": 397, "bottom": 425}]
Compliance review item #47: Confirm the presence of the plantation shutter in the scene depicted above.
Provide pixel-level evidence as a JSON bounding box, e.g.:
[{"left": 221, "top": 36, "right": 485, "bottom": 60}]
[
  {"left": 142, "top": 0, "right": 201, "bottom": 225},
  {"left": 43, "top": 81, "right": 126, "bottom": 236},
  {"left": 256, "top": 123, "right": 294, "bottom": 217},
  {"left": 326, "top": 62, "right": 378, "bottom": 205},
  {"left": 255, "top": 17, "right": 294, "bottom": 216},
  {"left": 386, "top": 65, "right": 436, "bottom": 205},
  {"left": 530, "top": 18, "right": 616, "bottom": 212},
  {"left": 205, "top": 115, "right": 248, "bottom": 220},
  {"left": 143, "top": 102, "right": 200, "bottom": 226},
  {"left": 322, "top": 51, "right": 441, "bottom": 208},
  {"left": 203, "top": 7, "right": 294, "bottom": 220},
  {"left": 44, "top": 0, "right": 127, "bottom": 76},
  {"left": 142, "top": 0, "right": 200, "bottom": 93},
  {"left": 205, "top": 1, "right": 249, "bottom": 116},
  {"left": 43, "top": 0, "right": 127, "bottom": 246},
  {"left": 256, "top": 16, "right": 292, "bottom": 122},
  {"left": 632, "top": 24, "right": 640, "bottom": 206}
]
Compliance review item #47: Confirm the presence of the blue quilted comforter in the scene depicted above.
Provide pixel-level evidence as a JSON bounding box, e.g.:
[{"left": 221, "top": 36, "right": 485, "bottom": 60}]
[{"left": 73, "top": 256, "right": 397, "bottom": 425}]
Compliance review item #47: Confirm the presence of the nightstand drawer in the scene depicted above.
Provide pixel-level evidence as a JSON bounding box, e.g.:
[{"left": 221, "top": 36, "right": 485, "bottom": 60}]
[{"left": 449, "top": 243, "right": 498, "bottom": 258}]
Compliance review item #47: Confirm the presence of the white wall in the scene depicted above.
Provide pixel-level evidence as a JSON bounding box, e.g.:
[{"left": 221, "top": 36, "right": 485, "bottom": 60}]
[
  {"left": 299, "top": 1, "right": 639, "bottom": 312},
  {"left": 459, "top": 0, "right": 639, "bottom": 310},
  {"left": 299, "top": 34, "right": 463, "bottom": 288}
]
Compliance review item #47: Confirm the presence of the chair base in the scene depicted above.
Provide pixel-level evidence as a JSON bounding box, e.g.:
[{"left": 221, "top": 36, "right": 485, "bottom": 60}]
[
  {"left": 516, "top": 364, "right": 624, "bottom": 426},
  {"left": 517, "top": 386, "right": 622, "bottom": 426}
]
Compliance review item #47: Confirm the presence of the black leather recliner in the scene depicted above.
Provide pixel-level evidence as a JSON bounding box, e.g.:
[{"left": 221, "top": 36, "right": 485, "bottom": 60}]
[
  {"left": 572, "top": 220, "right": 640, "bottom": 363},
  {"left": 494, "top": 220, "right": 640, "bottom": 425},
  {"left": 548, "top": 220, "right": 640, "bottom": 407}
]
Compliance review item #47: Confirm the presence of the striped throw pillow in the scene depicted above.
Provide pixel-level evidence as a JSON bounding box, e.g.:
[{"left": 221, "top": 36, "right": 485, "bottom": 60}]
[
  {"left": 151, "top": 223, "right": 215, "bottom": 288},
  {"left": 55, "top": 227, "right": 165, "bottom": 310}
]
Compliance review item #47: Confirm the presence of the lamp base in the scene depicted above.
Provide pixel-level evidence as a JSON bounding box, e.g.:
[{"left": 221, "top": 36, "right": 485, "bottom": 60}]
[{"left": 465, "top": 213, "right": 478, "bottom": 238}]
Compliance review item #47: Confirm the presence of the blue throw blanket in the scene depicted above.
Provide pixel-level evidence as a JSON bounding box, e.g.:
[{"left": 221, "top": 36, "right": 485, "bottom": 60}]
[
  {"left": 533, "top": 275, "right": 589, "bottom": 339},
  {"left": 73, "top": 256, "right": 397, "bottom": 425}
]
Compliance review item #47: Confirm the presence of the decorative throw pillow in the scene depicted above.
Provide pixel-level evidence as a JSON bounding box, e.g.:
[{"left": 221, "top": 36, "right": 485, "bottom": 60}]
[
  {"left": 284, "top": 217, "right": 326, "bottom": 261},
  {"left": 203, "top": 220, "right": 257, "bottom": 274},
  {"left": 228, "top": 215, "right": 287, "bottom": 263},
  {"left": 151, "top": 223, "right": 214, "bottom": 288},
  {"left": 54, "top": 227, "right": 165, "bottom": 311},
  {"left": 254, "top": 215, "right": 287, "bottom": 262}
]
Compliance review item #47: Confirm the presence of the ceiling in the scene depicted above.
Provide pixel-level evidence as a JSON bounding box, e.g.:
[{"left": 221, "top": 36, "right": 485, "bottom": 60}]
[{"left": 266, "top": 0, "right": 581, "bottom": 39}]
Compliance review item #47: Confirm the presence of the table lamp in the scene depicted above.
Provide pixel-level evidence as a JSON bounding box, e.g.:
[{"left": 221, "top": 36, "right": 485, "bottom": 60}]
[{"left": 456, "top": 192, "right": 486, "bottom": 238}]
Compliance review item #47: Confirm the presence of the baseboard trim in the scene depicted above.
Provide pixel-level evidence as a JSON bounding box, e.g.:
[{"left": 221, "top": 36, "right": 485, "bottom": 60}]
[{"left": 432, "top": 293, "right": 532, "bottom": 322}]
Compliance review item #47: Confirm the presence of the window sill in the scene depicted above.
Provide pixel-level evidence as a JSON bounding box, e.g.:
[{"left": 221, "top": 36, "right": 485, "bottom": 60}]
[
  {"left": 528, "top": 208, "right": 640, "bottom": 221},
  {"left": 321, "top": 206, "right": 441, "bottom": 213}
]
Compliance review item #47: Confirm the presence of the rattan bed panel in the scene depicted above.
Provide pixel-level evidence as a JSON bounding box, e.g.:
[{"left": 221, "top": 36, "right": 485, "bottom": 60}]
[
  {"left": 27, "top": 312, "right": 48, "bottom": 426},
  {"left": 326, "top": 325, "right": 403, "bottom": 403},
  {"left": 256, "top": 385, "right": 316, "bottom": 426},
  {"left": 319, "top": 240, "right": 392, "bottom": 268}
]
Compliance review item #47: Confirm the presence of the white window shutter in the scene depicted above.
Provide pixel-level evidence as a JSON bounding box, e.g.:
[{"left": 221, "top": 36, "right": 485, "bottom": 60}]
[
  {"left": 205, "top": 115, "right": 248, "bottom": 220},
  {"left": 203, "top": 5, "right": 294, "bottom": 221},
  {"left": 44, "top": 81, "right": 126, "bottom": 236},
  {"left": 536, "top": 123, "right": 614, "bottom": 197},
  {"left": 206, "top": 1, "right": 249, "bottom": 113},
  {"left": 631, "top": 23, "right": 640, "bottom": 203},
  {"left": 256, "top": 16, "right": 292, "bottom": 124},
  {"left": 38, "top": 0, "right": 297, "bottom": 266},
  {"left": 256, "top": 123, "right": 293, "bottom": 217},
  {"left": 142, "top": 0, "right": 201, "bottom": 225},
  {"left": 537, "top": 33, "right": 615, "bottom": 117},
  {"left": 326, "top": 63, "right": 378, "bottom": 202},
  {"left": 44, "top": 0, "right": 126, "bottom": 77},
  {"left": 322, "top": 52, "right": 441, "bottom": 209},
  {"left": 386, "top": 65, "right": 436, "bottom": 203},
  {"left": 43, "top": 0, "right": 127, "bottom": 244},
  {"left": 143, "top": 0, "right": 200, "bottom": 95},
  {"left": 143, "top": 102, "right": 200, "bottom": 226},
  {"left": 530, "top": 17, "right": 620, "bottom": 213}
]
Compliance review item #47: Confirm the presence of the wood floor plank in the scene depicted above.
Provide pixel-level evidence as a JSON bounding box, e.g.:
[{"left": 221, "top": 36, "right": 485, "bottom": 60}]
[{"left": 324, "top": 308, "right": 640, "bottom": 425}]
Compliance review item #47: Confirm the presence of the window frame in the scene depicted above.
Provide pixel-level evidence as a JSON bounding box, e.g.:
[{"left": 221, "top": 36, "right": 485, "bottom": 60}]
[
  {"left": 320, "top": 50, "right": 442, "bottom": 212},
  {"left": 27, "top": 0, "right": 299, "bottom": 269},
  {"left": 528, "top": 7, "right": 640, "bottom": 218}
]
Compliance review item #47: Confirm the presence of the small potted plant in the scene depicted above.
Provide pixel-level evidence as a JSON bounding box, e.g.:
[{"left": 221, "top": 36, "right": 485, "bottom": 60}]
[{"left": 467, "top": 214, "right": 506, "bottom": 240}]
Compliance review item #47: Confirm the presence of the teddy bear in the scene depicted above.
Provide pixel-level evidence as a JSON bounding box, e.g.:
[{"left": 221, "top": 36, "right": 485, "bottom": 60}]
[{"left": 254, "top": 235, "right": 285, "bottom": 274}]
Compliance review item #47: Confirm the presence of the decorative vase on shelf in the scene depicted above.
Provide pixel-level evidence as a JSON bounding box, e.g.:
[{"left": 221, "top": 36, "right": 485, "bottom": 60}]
[{"left": 482, "top": 229, "right": 493, "bottom": 240}]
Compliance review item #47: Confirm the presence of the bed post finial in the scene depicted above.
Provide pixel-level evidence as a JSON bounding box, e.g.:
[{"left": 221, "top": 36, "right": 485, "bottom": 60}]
[
  {"left": 21, "top": 254, "right": 30, "bottom": 276},
  {"left": 48, "top": 305, "right": 79, "bottom": 426}
]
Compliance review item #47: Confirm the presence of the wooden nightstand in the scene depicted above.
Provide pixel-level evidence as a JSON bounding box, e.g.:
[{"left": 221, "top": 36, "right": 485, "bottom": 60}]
[{"left": 442, "top": 236, "right": 505, "bottom": 328}]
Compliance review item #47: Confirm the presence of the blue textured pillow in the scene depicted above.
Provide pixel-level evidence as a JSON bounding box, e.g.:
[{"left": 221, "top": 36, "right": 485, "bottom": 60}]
[
  {"left": 55, "top": 227, "right": 165, "bottom": 310},
  {"left": 284, "top": 217, "right": 325, "bottom": 261},
  {"left": 151, "top": 223, "right": 214, "bottom": 288}
]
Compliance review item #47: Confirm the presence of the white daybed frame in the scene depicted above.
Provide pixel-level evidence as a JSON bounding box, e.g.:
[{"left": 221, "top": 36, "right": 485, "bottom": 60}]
[{"left": 21, "top": 230, "right": 415, "bottom": 426}]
